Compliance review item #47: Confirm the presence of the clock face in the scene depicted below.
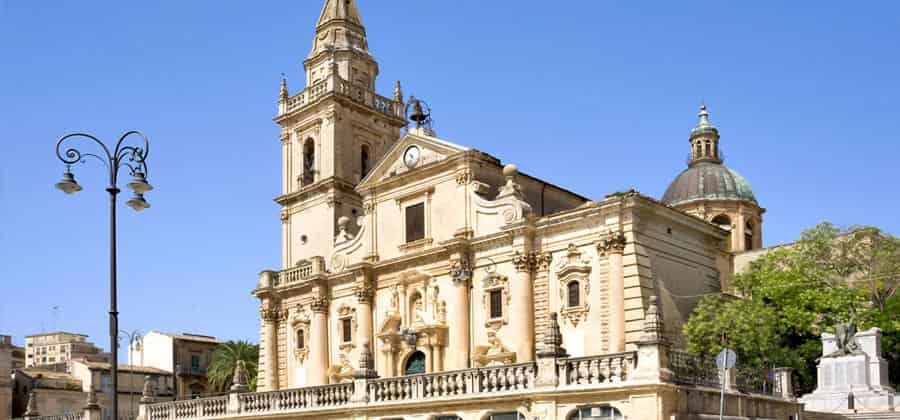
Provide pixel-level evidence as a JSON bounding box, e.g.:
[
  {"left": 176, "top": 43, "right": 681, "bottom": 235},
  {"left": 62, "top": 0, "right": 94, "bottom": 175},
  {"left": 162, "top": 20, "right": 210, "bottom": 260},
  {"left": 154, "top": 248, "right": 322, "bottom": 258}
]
[{"left": 403, "top": 145, "right": 420, "bottom": 168}]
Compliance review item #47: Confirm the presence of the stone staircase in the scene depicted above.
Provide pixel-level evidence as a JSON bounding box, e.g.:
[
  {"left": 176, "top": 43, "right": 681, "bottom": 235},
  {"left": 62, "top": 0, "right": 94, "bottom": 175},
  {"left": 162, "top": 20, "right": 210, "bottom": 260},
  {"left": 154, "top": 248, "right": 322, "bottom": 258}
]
[{"left": 804, "top": 411, "right": 900, "bottom": 420}]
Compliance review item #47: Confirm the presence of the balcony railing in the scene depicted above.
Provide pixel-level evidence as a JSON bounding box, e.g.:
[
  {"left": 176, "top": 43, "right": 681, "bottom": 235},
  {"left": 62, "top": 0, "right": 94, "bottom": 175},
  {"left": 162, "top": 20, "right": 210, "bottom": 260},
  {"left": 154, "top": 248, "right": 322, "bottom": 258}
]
[
  {"left": 175, "top": 365, "right": 207, "bottom": 376},
  {"left": 368, "top": 362, "right": 536, "bottom": 403},
  {"left": 277, "top": 257, "right": 326, "bottom": 288},
  {"left": 282, "top": 76, "right": 403, "bottom": 120},
  {"left": 558, "top": 352, "right": 636, "bottom": 386},
  {"left": 147, "top": 396, "right": 227, "bottom": 420},
  {"left": 238, "top": 383, "right": 352, "bottom": 414}
]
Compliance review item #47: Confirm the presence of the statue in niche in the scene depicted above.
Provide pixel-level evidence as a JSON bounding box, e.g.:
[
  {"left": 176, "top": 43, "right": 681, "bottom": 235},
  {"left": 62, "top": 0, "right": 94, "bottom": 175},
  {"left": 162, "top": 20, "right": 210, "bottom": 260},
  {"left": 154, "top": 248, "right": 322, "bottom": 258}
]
[{"left": 826, "top": 305, "right": 863, "bottom": 358}]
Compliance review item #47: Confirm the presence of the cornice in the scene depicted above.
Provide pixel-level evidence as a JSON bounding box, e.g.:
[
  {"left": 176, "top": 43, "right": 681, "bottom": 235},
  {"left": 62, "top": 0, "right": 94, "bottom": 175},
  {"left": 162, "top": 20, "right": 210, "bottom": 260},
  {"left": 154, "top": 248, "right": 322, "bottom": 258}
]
[
  {"left": 357, "top": 150, "right": 498, "bottom": 197},
  {"left": 274, "top": 177, "right": 360, "bottom": 206}
]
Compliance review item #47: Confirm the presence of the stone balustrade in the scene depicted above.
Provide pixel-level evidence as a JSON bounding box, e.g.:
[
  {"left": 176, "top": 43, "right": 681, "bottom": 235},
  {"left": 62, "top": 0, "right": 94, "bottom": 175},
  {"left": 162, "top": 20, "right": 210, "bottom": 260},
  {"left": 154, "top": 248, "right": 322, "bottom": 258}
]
[
  {"left": 277, "top": 257, "right": 326, "bottom": 287},
  {"left": 558, "top": 352, "right": 636, "bottom": 386},
  {"left": 238, "top": 383, "right": 352, "bottom": 414},
  {"left": 147, "top": 396, "right": 228, "bottom": 420},
  {"left": 282, "top": 77, "right": 402, "bottom": 120},
  {"left": 138, "top": 346, "right": 793, "bottom": 420},
  {"left": 368, "top": 362, "right": 536, "bottom": 404},
  {"left": 18, "top": 414, "right": 85, "bottom": 420}
]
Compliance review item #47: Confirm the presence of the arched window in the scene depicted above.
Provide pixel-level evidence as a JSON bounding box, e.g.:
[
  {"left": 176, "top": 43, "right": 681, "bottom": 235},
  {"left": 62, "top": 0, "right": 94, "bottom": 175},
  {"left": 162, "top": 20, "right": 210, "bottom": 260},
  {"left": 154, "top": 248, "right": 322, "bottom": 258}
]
[
  {"left": 711, "top": 214, "right": 731, "bottom": 230},
  {"left": 487, "top": 413, "right": 524, "bottom": 420},
  {"left": 704, "top": 140, "right": 711, "bottom": 157},
  {"left": 296, "top": 329, "right": 305, "bottom": 350},
  {"left": 695, "top": 143, "right": 702, "bottom": 159},
  {"left": 745, "top": 220, "right": 755, "bottom": 250},
  {"left": 568, "top": 406, "right": 623, "bottom": 420},
  {"left": 302, "top": 139, "right": 315, "bottom": 185},
  {"left": 360, "top": 144, "right": 371, "bottom": 179},
  {"left": 404, "top": 351, "right": 426, "bottom": 375},
  {"left": 567, "top": 281, "right": 581, "bottom": 307}
]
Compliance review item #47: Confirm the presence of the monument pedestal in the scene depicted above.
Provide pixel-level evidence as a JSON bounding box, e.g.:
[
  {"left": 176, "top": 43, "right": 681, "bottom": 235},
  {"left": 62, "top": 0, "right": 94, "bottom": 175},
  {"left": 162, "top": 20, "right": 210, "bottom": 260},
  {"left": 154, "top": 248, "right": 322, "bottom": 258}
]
[{"left": 801, "top": 328, "right": 896, "bottom": 413}]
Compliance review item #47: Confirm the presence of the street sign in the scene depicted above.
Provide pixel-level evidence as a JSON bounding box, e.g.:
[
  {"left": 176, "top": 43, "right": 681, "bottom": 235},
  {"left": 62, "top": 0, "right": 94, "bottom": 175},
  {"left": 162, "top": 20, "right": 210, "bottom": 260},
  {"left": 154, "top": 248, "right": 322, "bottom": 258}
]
[{"left": 716, "top": 348, "right": 737, "bottom": 369}]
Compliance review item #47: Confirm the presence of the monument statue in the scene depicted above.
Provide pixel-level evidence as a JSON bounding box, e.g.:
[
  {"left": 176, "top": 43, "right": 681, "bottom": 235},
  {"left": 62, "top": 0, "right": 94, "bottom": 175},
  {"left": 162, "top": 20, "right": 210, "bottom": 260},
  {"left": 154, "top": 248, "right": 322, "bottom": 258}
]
[{"left": 825, "top": 305, "right": 862, "bottom": 358}]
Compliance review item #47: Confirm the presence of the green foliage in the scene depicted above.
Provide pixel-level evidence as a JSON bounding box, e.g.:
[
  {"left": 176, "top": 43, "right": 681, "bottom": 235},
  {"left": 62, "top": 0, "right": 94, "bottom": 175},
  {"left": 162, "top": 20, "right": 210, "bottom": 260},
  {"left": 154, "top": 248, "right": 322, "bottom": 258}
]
[
  {"left": 207, "top": 340, "right": 259, "bottom": 393},
  {"left": 684, "top": 222, "right": 900, "bottom": 394}
]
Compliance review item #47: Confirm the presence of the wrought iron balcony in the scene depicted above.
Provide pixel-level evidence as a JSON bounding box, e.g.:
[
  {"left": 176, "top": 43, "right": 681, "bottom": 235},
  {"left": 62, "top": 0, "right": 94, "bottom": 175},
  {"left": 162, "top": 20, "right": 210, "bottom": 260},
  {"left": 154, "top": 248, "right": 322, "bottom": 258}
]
[{"left": 175, "top": 365, "right": 207, "bottom": 377}]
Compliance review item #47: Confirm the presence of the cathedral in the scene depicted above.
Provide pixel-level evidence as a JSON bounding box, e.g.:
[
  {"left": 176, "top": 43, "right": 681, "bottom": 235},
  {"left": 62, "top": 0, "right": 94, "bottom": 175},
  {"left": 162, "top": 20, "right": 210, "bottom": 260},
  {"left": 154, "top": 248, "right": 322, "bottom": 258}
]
[{"left": 143, "top": 1, "right": 799, "bottom": 419}]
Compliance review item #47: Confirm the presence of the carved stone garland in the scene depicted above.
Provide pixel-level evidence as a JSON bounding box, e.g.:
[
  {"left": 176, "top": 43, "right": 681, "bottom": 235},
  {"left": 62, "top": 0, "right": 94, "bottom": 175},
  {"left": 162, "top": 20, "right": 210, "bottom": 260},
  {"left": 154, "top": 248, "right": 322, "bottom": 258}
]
[
  {"left": 482, "top": 273, "right": 510, "bottom": 331},
  {"left": 555, "top": 244, "right": 592, "bottom": 326}
]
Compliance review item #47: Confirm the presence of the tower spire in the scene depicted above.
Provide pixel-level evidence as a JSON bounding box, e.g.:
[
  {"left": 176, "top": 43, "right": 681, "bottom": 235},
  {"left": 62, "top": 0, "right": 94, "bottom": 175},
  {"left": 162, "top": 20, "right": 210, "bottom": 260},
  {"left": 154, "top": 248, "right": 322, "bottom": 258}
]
[
  {"left": 317, "top": 0, "right": 364, "bottom": 27},
  {"left": 309, "top": 0, "right": 369, "bottom": 60}
]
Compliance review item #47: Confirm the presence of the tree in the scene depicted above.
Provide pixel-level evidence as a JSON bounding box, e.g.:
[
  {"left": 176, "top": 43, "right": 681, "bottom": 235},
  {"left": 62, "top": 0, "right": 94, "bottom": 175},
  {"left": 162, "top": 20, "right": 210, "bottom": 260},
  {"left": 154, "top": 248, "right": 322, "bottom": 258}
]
[
  {"left": 207, "top": 340, "right": 259, "bottom": 393},
  {"left": 684, "top": 222, "right": 900, "bottom": 394}
]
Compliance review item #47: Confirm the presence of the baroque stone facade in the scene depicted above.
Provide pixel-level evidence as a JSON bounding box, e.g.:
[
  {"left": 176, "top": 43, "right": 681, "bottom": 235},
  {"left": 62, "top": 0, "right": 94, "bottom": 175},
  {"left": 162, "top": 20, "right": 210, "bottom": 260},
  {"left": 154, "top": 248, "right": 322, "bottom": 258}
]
[{"left": 137, "top": 1, "right": 798, "bottom": 419}]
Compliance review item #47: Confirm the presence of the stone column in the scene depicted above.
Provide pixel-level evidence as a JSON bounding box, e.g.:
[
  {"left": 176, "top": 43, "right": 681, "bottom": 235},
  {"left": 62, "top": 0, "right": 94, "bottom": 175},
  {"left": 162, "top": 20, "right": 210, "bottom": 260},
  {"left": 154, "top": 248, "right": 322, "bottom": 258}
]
[
  {"left": 511, "top": 252, "right": 536, "bottom": 362},
  {"left": 260, "top": 304, "right": 281, "bottom": 391},
  {"left": 426, "top": 345, "right": 434, "bottom": 373},
  {"left": 447, "top": 260, "right": 471, "bottom": 370},
  {"left": 600, "top": 232, "right": 627, "bottom": 353},
  {"left": 434, "top": 344, "right": 444, "bottom": 371},
  {"left": 355, "top": 279, "right": 375, "bottom": 356},
  {"left": 308, "top": 297, "right": 329, "bottom": 385}
]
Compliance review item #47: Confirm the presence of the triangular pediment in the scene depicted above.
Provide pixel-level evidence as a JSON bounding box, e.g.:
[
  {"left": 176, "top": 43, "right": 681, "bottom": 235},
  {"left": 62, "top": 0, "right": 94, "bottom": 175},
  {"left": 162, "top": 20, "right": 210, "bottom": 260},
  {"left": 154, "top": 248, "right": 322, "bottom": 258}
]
[{"left": 357, "top": 130, "right": 470, "bottom": 191}]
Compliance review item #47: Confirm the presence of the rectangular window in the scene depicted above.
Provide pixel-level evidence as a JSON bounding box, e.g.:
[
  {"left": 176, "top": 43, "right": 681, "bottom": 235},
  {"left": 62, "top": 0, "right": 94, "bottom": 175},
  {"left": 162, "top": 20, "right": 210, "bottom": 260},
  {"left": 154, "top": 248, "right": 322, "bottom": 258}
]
[
  {"left": 489, "top": 290, "right": 503, "bottom": 319},
  {"left": 405, "top": 203, "right": 425, "bottom": 243},
  {"left": 342, "top": 319, "right": 352, "bottom": 343},
  {"left": 190, "top": 354, "right": 201, "bottom": 369}
]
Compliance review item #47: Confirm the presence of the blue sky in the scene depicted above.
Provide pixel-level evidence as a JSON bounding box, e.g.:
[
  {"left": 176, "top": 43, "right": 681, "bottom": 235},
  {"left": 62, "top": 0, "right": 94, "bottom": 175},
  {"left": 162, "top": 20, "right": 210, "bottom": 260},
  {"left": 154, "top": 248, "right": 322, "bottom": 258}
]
[{"left": 1, "top": 1, "right": 898, "bottom": 353}]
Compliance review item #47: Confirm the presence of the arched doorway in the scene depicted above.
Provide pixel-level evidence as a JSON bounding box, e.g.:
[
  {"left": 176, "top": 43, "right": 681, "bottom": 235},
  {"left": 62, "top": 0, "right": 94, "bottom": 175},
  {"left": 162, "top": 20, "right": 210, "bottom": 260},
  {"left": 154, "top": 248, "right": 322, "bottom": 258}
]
[{"left": 404, "top": 350, "right": 426, "bottom": 375}]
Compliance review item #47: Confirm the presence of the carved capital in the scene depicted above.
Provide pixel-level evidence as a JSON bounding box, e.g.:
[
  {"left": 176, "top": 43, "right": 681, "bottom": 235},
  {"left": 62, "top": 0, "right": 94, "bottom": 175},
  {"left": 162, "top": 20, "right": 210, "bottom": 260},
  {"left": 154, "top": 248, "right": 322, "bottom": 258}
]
[
  {"left": 455, "top": 169, "right": 474, "bottom": 185},
  {"left": 310, "top": 296, "right": 329, "bottom": 313},
  {"left": 259, "top": 308, "right": 284, "bottom": 323},
  {"left": 512, "top": 250, "right": 552, "bottom": 272},
  {"left": 355, "top": 283, "right": 375, "bottom": 304},
  {"left": 362, "top": 201, "right": 376, "bottom": 215},
  {"left": 512, "top": 251, "right": 532, "bottom": 272},
  {"left": 598, "top": 231, "right": 627, "bottom": 255}
]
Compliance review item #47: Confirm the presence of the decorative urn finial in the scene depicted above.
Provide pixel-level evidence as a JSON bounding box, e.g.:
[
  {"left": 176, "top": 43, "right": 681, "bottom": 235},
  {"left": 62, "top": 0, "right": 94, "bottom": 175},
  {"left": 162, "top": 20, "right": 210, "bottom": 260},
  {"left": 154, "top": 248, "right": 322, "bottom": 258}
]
[
  {"left": 230, "top": 360, "right": 250, "bottom": 392},
  {"left": 279, "top": 75, "right": 289, "bottom": 102}
]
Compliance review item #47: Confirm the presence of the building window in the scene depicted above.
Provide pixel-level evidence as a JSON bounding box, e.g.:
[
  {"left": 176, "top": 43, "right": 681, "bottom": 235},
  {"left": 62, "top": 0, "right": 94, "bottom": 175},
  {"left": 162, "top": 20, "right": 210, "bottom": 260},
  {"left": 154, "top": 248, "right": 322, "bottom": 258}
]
[
  {"left": 487, "top": 413, "right": 524, "bottom": 420},
  {"left": 711, "top": 214, "right": 731, "bottom": 230},
  {"left": 360, "top": 144, "right": 371, "bottom": 179},
  {"left": 191, "top": 354, "right": 201, "bottom": 370},
  {"left": 567, "top": 281, "right": 581, "bottom": 307},
  {"left": 405, "top": 203, "right": 425, "bottom": 243},
  {"left": 745, "top": 220, "right": 755, "bottom": 250},
  {"left": 342, "top": 319, "right": 352, "bottom": 343},
  {"left": 404, "top": 351, "right": 426, "bottom": 375},
  {"left": 568, "top": 406, "right": 623, "bottom": 420},
  {"left": 489, "top": 290, "right": 503, "bottom": 319},
  {"left": 302, "top": 138, "right": 315, "bottom": 185},
  {"left": 296, "top": 329, "right": 305, "bottom": 349},
  {"left": 704, "top": 140, "right": 711, "bottom": 157}
]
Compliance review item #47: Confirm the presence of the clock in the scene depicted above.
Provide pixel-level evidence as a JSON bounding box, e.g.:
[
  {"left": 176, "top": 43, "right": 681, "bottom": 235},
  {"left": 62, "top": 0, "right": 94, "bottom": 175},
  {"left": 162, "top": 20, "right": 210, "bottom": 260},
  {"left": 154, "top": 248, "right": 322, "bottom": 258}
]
[{"left": 403, "top": 145, "right": 420, "bottom": 168}]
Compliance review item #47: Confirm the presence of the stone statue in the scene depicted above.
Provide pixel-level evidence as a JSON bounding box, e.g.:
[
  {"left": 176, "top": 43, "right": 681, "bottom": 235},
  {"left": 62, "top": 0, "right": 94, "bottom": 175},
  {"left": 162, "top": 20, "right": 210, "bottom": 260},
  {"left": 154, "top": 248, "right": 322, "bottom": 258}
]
[
  {"left": 230, "top": 360, "right": 250, "bottom": 392},
  {"left": 826, "top": 305, "right": 862, "bottom": 358}
]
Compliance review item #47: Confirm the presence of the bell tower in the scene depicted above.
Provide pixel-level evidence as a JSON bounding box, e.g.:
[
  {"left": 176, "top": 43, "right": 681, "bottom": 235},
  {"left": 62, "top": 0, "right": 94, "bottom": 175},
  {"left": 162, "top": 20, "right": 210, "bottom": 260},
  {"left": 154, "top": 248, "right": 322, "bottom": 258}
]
[{"left": 275, "top": 0, "right": 408, "bottom": 269}]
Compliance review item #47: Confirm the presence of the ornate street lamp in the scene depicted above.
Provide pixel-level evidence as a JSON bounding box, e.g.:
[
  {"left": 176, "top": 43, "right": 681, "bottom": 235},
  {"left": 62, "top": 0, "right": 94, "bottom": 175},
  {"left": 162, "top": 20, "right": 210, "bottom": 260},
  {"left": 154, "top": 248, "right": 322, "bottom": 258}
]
[{"left": 55, "top": 131, "right": 153, "bottom": 420}]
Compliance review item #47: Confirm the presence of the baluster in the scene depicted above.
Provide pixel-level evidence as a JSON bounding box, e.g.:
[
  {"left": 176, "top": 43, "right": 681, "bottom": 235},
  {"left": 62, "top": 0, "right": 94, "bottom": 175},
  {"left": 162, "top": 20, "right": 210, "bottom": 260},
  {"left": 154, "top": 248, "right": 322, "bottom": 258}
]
[
  {"left": 489, "top": 369, "right": 499, "bottom": 391},
  {"left": 613, "top": 357, "right": 623, "bottom": 382},
  {"left": 588, "top": 359, "right": 599, "bottom": 384},
  {"left": 515, "top": 366, "right": 525, "bottom": 390},
  {"left": 456, "top": 373, "right": 465, "bottom": 395},
  {"left": 388, "top": 380, "right": 397, "bottom": 401}
]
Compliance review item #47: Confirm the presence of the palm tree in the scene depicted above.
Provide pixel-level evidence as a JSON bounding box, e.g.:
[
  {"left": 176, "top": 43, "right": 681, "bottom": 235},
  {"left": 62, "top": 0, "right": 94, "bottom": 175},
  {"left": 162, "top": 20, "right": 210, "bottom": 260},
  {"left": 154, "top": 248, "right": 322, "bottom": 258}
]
[{"left": 207, "top": 340, "right": 259, "bottom": 392}]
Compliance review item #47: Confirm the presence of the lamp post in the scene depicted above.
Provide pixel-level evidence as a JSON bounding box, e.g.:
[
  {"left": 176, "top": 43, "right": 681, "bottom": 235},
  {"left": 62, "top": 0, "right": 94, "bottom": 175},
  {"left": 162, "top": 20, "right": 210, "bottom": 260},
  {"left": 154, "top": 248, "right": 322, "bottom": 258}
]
[
  {"left": 118, "top": 330, "right": 143, "bottom": 420},
  {"left": 55, "top": 131, "right": 153, "bottom": 420}
]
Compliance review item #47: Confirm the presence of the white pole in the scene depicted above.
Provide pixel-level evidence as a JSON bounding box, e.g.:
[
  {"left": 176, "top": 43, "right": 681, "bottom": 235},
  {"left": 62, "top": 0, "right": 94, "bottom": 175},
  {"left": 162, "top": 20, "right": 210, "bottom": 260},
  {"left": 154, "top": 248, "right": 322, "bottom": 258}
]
[{"left": 719, "top": 351, "right": 728, "bottom": 420}]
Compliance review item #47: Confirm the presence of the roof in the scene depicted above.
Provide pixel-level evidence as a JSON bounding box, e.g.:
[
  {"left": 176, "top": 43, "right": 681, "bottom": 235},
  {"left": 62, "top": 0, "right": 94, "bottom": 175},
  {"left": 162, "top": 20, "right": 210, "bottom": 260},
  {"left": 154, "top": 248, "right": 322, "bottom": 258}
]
[
  {"left": 661, "top": 161, "right": 757, "bottom": 207},
  {"left": 16, "top": 368, "right": 83, "bottom": 391},
  {"left": 75, "top": 360, "right": 170, "bottom": 375},
  {"left": 156, "top": 332, "right": 223, "bottom": 345},
  {"left": 25, "top": 331, "right": 89, "bottom": 339}
]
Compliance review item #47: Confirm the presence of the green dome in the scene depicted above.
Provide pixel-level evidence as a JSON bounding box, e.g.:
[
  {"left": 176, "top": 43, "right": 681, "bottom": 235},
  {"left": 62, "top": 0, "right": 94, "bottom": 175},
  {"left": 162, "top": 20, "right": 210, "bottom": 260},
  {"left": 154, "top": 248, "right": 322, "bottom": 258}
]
[{"left": 662, "top": 162, "right": 757, "bottom": 207}]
